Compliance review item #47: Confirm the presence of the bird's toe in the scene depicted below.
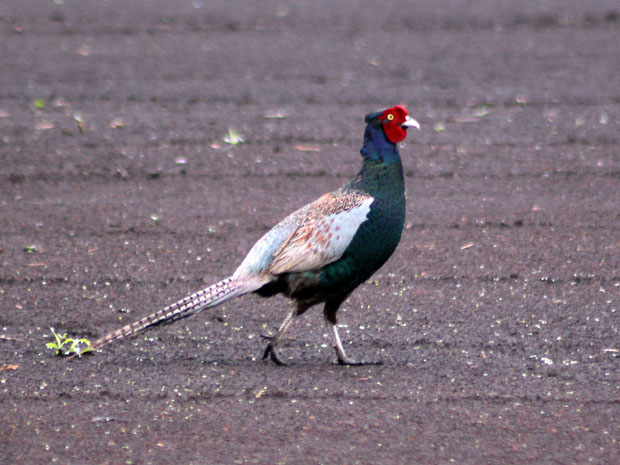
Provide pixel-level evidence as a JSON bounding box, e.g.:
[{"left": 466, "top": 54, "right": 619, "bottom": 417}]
[
  {"left": 262, "top": 343, "right": 288, "bottom": 366},
  {"left": 337, "top": 355, "right": 383, "bottom": 366}
]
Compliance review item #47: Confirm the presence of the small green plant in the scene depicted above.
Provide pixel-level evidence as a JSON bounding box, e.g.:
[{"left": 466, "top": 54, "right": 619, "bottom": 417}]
[
  {"left": 223, "top": 128, "right": 244, "bottom": 145},
  {"left": 46, "top": 327, "right": 93, "bottom": 357},
  {"left": 23, "top": 243, "right": 41, "bottom": 253}
]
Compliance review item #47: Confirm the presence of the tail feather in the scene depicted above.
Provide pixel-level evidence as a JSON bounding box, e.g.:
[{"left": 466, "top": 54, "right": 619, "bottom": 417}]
[{"left": 92, "top": 276, "right": 252, "bottom": 351}]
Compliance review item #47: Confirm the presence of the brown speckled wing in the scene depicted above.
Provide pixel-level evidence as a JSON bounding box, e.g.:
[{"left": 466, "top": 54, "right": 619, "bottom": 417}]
[{"left": 268, "top": 190, "right": 374, "bottom": 275}]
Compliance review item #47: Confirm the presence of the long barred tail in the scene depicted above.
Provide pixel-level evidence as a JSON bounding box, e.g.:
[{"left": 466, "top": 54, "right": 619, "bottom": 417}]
[{"left": 91, "top": 276, "right": 246, "bottom": 351}]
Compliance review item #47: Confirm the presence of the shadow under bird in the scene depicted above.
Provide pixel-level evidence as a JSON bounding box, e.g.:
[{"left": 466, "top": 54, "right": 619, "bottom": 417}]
[{"left": 90, "top": 105, "right": 419, "bottom": 365}]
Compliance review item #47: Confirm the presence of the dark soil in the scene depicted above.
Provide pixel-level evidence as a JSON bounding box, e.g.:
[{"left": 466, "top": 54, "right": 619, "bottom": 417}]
[{"left": 1, "top": 1, "right": 618, "bottom": 463}]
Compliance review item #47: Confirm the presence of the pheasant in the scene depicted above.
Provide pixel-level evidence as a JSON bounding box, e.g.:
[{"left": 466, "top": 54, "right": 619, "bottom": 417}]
[{"left": 90, "top": 105, "right": 419, "bottom": 365}]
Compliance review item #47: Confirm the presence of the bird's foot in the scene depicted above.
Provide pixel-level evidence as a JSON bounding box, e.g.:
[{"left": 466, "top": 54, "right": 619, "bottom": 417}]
[
  {"left": 260, "top": 335, "right": 287, "bottom": 366},
  {"left": 335, "top": 347, "right": 383, "bottom": 366},
  {"left": 337, "top": 355, "right": 383, "bottom": 366}
]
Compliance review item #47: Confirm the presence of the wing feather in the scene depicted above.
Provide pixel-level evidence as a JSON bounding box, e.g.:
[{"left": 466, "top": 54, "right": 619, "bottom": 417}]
[{"left": 268, "top": 191, "right": 373, "bottom": 274}]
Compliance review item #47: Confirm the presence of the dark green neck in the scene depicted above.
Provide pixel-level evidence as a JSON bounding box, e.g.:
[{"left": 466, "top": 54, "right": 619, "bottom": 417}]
[
  {"left": 350, "top": 159, "right": 405, "bottom": 200},
  {"left": 350, "top": 115, "right": 405, "bottom": 198}
]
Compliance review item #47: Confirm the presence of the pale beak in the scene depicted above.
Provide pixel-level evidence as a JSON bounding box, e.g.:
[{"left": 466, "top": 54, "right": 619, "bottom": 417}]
[{"left": 401, "top": 115, "right": 420, "bottom": 130}]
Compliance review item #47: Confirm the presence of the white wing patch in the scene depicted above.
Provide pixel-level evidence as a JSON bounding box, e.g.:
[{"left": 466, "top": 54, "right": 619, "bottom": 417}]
[
  {"left": 233, "top": 211, "right": 303, "bottom": 278},
  {"left": 268, "top": 195, "right": 373, "bottom": 274}
]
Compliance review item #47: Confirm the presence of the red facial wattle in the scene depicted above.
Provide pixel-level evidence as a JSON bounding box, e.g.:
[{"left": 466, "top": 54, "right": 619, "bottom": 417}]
[{"left": 379, "top": 105, "right": 410, "bottom": 143}]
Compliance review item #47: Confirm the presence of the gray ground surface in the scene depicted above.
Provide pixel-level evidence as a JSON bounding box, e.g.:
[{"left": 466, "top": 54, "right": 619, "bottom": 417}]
[{"left": 1, "top": 1, "right": 619, "bottom": 463}]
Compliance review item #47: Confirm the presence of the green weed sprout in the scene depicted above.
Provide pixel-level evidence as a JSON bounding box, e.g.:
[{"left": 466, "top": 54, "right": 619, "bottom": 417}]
[
  {"left": 46, "top": 327, "right": 93, "bottom": 357},
  {"left": 224, "top": 128, "right": 244, "bottom": 145}
]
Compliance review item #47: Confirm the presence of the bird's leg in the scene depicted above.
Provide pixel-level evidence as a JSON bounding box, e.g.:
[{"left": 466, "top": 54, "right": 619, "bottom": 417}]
[
  {"left": 323, "top": 296, "right": 359, "bottom": 365},
  {"left": 324, "top": 316, "right": 361, "bottom": 365},
  {"left": 324, "top": 297, "right": 381, "bottom": 366},
  {"left": 262, "top": 304, "right": 304, "bottom": 366}
]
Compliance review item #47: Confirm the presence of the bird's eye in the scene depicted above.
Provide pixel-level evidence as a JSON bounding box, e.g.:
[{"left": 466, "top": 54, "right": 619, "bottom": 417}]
[{"left": 387, "top": 114, "right": 394, "bottom": 121}]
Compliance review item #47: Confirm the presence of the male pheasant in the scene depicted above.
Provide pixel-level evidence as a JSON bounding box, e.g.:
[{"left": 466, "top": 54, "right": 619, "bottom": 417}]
[{"left": 91, "top": 105, "right": 419, "bottom": 365}]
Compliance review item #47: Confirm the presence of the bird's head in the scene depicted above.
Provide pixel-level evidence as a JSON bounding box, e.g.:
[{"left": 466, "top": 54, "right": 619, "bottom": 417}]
[
  {"left": 360, "top": 105, "right": 419, "bottom": 163},
  {"left": 372, "top": 105, "right": 420, "bottom": 144}
]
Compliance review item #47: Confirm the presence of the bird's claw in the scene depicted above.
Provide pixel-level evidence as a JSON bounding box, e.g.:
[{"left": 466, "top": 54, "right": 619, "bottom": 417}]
[
  {"left": 261, "top": 337, "right": 288, "bottom": 366},
  {"left": 336, "top": 350, "right": 383, "bottom": 366}
]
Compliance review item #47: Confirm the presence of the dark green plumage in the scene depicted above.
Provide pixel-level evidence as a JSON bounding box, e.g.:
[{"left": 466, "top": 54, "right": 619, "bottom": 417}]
[
  {"left": 318, "top": 151, "right": 406, "bottom": 292},
  {"left": 273, "top": 111, "right": 406, "bottom": 308}
]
